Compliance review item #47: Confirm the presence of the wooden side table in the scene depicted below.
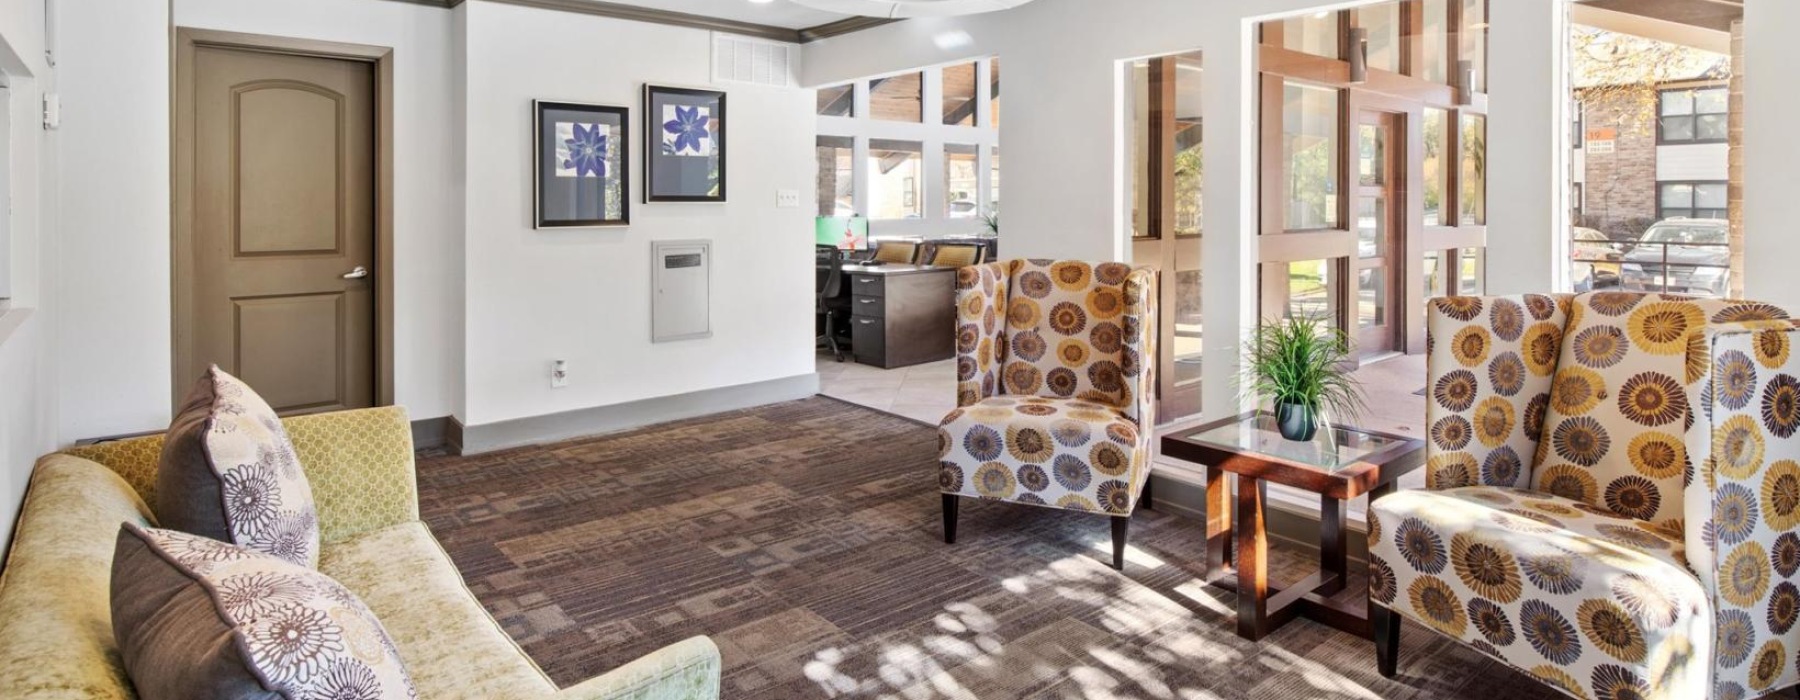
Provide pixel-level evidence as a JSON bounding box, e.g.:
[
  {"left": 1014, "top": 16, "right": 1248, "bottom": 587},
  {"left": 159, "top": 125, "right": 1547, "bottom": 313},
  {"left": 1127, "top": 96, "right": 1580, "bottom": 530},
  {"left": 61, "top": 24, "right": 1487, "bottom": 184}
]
[{"left": 1161, "top": 411, "right": 1425, "bottom": 641}]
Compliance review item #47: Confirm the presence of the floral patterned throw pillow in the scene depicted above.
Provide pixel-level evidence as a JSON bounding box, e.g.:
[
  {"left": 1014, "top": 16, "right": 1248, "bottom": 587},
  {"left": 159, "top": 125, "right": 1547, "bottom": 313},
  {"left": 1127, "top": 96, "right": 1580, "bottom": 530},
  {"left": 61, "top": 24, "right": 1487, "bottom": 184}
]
[
  {"left": 159, "top": 365, "right": 321, "bottom": 567},
  {"left": 111, "top": 523, "right": 416, "bottom": 699}
]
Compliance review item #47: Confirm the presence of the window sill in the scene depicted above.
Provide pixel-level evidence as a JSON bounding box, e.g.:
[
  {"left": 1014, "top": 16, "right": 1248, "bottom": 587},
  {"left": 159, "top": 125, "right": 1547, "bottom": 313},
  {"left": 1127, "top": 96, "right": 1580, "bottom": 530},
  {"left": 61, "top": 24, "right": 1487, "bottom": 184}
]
[{"left": 0, "top": 304, "right": 33, "bottom": 349}]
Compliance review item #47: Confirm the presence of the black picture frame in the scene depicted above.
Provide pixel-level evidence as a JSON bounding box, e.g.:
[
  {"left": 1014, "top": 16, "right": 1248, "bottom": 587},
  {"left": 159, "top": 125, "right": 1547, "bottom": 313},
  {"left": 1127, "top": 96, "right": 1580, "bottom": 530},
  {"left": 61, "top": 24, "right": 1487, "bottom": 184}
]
[
  {"left": 534, "top": 100, "right": 630, "bottom": 228},
  {"left": 643, "top": 85, "right": 726, "bottom": 203}
]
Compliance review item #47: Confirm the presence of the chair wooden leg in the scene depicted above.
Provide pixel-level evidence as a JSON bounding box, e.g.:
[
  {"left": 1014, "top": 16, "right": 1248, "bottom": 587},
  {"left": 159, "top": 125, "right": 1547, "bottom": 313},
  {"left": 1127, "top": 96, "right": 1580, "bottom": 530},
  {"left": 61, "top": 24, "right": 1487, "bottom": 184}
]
[
  {"left": 1373, "top": 602, "right": 1401, "bottom": 678},
  {"left": 1140, "top": 475, "right": 1155, "bottom": 511},
  {"left": 942, "top": 494, "right": 959, "bottom": 544},
  {"left": 1111, "top": 515, "right": 1130, "bottom": 570}
]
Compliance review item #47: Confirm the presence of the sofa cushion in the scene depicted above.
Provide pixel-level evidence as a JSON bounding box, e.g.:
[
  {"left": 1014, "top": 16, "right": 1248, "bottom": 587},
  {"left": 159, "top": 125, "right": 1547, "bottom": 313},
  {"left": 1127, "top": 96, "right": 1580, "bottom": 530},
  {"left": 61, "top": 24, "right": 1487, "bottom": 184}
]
[
  {"left": 159, "top": 365, "right": 321, "bottom": 567},
  {"left": 320, "top": 522, "right": 559, "bottom": 699},
  {"left": 111, "top": 523, "right": 415, "bottom": 700},
  {"left": 1425, "top": 294, "right": 1572, "bottom": 490},
  {"left": 1532, "top": 293, "right": 1791, "bottom": 528},
  {"left": 938, "top": 396, "right": 1146, "bottom": 514},
  {"left": 1369, "top": 486, "right": 1708, "bottom": 699}
]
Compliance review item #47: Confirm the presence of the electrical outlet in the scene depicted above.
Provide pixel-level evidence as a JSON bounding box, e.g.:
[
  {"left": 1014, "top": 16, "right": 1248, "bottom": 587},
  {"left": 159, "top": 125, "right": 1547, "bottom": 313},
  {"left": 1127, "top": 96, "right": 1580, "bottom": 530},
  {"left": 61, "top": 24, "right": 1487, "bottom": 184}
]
[
  {"left": 777, "top": 189, "right": 801, "bottom": 208},
  {"left": 550, "top": 359, "right": 569, "bottom": 388}
]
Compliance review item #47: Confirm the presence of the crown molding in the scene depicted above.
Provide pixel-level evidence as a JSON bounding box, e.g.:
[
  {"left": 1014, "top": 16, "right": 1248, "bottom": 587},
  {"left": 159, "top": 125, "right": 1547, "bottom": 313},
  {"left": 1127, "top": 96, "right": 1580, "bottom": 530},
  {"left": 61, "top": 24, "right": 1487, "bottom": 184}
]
[
  {"left": 798, "top": 16, "right": 900, "bottom": 42},
  {"left": 386, "top": 0, "right": 897, "bottom": 44}
]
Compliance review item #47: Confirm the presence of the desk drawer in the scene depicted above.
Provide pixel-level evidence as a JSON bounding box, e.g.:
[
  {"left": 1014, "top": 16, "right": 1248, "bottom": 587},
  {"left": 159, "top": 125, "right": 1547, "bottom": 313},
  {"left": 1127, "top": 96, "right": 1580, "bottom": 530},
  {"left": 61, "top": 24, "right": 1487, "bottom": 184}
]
[
  {"left": 849, "top": 274, "right": 884, "bottom": 297},
  {"left": 851, "top": 295, "right": 885, "bottom": 318},
  {"left": 852, "top": 316, "right": 886, "bottom": 365}
]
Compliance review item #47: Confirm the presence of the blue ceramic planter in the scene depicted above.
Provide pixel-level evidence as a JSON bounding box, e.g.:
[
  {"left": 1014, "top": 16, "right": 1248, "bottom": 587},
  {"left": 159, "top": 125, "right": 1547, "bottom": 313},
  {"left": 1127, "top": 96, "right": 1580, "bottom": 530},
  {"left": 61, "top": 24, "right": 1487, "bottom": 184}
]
[{"left": 1276, "top": 401, "right": 1318, "bottom": 442}]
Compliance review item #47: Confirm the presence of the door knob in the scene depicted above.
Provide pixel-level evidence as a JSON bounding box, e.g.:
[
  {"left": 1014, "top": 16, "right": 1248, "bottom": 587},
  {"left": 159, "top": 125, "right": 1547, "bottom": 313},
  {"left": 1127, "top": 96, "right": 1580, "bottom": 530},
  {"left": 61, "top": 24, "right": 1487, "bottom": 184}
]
[{"left": 342, "top": 266, "right": 370, "bottom": 280}]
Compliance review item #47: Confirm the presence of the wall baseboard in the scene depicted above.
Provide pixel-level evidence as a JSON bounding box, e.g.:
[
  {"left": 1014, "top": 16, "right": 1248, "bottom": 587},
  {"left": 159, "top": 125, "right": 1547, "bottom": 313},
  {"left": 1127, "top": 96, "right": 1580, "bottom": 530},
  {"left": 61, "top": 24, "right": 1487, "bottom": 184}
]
[
  {"left": 410, "top": 417, "right": 450, "bottom": 450},
  {"left": 450, "top": 373, "right": 821, "bottom": 455}
]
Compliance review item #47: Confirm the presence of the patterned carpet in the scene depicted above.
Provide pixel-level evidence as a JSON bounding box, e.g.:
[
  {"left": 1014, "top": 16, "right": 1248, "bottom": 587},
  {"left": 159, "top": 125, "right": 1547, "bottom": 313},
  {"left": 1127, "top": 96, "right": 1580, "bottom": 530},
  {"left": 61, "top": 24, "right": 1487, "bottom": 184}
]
[{"left": 417, "top": 397, "right": 1567, "bottom": 699}]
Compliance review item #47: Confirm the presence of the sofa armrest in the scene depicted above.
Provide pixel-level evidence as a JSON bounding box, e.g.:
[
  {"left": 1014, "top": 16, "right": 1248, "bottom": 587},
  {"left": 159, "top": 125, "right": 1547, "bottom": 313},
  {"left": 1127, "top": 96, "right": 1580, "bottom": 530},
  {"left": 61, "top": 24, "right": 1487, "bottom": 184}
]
[
  {"left": 953, "top": 261, "right": 1014, "bottom": 408},
  {"left": 59, "top": 406, "right": 420, "bottom": 543},
  {"left": 551, "top": 636, "right": 721, "bottom": 700},
  {"left": 1683, "top": 320, "right": 1800, "bottom": 691}
]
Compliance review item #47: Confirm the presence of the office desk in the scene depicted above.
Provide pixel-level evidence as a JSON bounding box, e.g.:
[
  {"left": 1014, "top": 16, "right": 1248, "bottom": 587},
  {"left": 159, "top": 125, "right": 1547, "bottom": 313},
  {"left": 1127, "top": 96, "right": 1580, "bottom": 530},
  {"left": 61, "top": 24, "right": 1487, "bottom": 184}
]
[{"left": 841, "top": 263, "right": 957, "bottom": 369}]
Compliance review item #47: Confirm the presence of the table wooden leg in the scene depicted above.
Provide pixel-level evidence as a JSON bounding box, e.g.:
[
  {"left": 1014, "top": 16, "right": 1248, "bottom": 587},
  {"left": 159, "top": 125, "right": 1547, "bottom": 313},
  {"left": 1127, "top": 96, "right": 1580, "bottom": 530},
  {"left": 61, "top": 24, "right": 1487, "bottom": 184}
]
[
  {"left": 1236, "top": 476, "right": 1269, "bottom": 641},
  {"left": 1205, "top": 467, "right": 1232, "bottom": 580},
  {"left": 1318, "top": 495, "right": 1348, "bottom": 597}
]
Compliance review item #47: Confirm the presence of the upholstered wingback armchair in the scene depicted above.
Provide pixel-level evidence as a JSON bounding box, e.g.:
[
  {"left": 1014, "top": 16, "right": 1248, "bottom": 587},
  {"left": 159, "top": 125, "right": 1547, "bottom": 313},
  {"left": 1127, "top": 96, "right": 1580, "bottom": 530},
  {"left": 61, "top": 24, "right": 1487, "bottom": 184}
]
[
  {"left": 1369, "top": 291, "right": 1800, "bottom": 700},
  {"left": 937, "top": 260, "right": 1158, "bottom": 569}
]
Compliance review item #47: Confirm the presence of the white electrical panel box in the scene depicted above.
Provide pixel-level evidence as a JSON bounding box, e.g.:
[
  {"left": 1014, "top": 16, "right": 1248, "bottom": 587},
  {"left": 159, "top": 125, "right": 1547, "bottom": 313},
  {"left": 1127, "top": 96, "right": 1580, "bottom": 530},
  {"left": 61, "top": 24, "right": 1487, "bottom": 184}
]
[{"left": 651, "top": 240, "right": 712, "bottom": 342}]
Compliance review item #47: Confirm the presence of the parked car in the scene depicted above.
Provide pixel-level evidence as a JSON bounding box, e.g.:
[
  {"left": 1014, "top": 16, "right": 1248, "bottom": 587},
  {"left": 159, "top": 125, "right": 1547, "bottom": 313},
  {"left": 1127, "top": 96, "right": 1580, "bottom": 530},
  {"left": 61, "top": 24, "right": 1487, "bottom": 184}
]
[
  {"left": 1619, "top": 218, "right": 1731, "bottom": 297},
  {"left": 1571, "top": 227, "right": 1623, "bottom": 293}
]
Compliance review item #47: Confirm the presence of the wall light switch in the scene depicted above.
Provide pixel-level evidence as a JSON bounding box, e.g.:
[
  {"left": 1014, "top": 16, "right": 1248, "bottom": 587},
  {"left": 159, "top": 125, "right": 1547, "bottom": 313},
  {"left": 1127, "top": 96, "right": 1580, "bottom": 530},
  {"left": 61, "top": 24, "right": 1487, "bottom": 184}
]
[
  {"left": 550, "top": 359, "right": 569, "bottom": 388},
  {"left": 777, "top": 189, "right": 801, "bottom": 208}
]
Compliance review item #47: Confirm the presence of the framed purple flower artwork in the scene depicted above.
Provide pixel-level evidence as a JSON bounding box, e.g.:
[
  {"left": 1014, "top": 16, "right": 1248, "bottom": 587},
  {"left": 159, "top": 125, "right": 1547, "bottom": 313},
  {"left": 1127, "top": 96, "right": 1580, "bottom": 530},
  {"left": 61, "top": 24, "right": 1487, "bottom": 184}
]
[
  {"left": 534, "top": 100, "right": 629, "bottom": 228},
  {"left": 644, "top": 85, "right": 726, "bottom": 203}
]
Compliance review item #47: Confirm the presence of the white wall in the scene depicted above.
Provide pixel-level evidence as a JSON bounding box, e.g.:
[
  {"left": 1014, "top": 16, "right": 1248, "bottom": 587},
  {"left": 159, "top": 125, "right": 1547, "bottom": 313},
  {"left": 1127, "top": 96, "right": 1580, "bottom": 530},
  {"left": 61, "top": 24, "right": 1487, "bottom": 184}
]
[
  {"left": 50, "top": 0, "right": 462, "bottom": 441},
  {"left": 803, "top": 0, "right": 1568, "bottom": 419},
  {"left": 174, "top": 0, "right": 465, "bottom": 426},
  {"left": 0, "top": 0, "right": 58, "bottom": 556},
  {"left": 54, "top": 0, "right": 169, "bottom": 441},
  {"left": 460, "top": 1, "right": 816, "bottom": 426},
  {"left": 1742, "top": 0, "right": 1800, "bottom": 310}
]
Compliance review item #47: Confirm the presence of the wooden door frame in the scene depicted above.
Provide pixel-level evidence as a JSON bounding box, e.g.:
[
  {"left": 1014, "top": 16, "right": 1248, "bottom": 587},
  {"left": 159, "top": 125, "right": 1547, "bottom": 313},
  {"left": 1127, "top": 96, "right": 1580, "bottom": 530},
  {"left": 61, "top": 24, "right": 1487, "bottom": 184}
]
[{"left": 172, "top": 28, "right": 396, "bottom": 408}]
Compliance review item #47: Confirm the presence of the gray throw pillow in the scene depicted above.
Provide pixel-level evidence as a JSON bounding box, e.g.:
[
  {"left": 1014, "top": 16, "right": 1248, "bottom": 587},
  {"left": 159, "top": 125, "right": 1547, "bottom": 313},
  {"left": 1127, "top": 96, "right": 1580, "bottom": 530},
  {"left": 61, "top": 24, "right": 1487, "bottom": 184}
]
[
  {"left": 111, "top": 522, "right": 417, "bottom": 699},
  {"left": 159, "top": 365, "right": 320, "bottom": 567}
]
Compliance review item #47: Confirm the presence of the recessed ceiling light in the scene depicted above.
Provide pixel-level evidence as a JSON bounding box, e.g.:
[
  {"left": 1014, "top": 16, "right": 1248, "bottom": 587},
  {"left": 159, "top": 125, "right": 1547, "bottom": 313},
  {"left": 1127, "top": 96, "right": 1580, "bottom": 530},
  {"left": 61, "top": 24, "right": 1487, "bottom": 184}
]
[{"left": 748, "top": 0, "right": 773, "bottom": 4}]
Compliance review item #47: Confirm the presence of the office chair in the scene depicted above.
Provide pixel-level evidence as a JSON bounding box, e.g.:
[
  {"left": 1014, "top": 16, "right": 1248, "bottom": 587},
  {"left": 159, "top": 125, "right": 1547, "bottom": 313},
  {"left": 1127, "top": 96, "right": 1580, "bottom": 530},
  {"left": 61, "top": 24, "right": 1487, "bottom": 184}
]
[
  {"left": 927, "top": 243, "right": 985, "bottom": 268},
  {"left": 871, "top": 240, "right": 920, "bottom": 265},
  {"left": 815, "top": 246, "right": 850, "bottom": 361}
]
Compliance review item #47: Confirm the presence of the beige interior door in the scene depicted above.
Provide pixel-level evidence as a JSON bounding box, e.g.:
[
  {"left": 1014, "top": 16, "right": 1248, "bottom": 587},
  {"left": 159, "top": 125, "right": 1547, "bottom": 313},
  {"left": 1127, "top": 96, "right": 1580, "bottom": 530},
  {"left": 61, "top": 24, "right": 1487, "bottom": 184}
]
[{"left": 177, "top": 45, "right": 375, "bottom": 414}]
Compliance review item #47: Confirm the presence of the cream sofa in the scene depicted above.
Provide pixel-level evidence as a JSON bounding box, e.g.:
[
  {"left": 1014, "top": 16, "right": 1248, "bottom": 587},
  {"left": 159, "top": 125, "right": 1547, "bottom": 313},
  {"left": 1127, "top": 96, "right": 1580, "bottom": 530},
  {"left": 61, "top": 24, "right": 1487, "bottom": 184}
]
[{"left": 0, "top": 406, "right": 721, "bottom": 700}]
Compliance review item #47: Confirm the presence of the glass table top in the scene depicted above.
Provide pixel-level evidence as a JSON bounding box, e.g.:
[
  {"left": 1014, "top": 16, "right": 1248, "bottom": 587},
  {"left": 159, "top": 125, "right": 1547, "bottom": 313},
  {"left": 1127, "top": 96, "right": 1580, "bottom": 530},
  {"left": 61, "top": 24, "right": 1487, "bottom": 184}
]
[{"left": 1177, "top": 413, "right": 1406, "bottom": 472}]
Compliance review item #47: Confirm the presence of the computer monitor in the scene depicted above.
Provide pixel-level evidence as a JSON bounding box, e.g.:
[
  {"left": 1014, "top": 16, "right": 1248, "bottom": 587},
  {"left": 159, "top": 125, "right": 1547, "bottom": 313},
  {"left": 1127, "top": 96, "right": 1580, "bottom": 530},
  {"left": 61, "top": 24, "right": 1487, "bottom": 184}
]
[{"left": 816, "top": 216, "right": 870, "bottom": 251}]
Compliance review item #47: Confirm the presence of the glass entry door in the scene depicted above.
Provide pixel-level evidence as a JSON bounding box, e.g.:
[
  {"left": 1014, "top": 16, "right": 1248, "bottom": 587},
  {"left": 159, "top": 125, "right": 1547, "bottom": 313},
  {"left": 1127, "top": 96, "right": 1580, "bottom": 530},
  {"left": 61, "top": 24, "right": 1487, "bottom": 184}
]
[{"left": 1353, "top": 110, "right": 1402, "bottom": 357}]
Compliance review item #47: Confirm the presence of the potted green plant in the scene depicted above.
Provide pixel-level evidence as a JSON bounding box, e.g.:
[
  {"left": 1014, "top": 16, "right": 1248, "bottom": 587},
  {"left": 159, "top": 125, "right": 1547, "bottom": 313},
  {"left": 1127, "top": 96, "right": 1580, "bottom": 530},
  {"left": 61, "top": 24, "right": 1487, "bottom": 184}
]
[{"left": 1242, "top": 315, "right": 1367, "bottom": 442}]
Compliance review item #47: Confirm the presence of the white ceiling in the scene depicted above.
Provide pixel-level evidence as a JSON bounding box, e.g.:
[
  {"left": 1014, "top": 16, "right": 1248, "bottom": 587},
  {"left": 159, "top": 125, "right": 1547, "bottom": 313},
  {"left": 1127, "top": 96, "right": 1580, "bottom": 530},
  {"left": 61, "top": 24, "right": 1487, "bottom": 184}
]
[{"left": 589, "top": 0, "right": 854, "bottom": 30}]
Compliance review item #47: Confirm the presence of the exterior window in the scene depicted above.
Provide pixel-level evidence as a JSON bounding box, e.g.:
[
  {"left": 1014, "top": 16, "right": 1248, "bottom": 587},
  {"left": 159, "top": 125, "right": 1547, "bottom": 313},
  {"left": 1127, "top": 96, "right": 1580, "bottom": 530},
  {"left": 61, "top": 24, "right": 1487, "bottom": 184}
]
[
  {"left": 1572, "top": 102, "right": 1584, "bottom": 149},
  {"left": 1420, "top": 0, "right": 1450, "bottom": 84},
  {"left": 817, "top": 84, "right": 853, "bottom": 118},
  {"left": 942, "top": 63, "right": 977, "bottom": 126},
  {"left": 945, "top": 144, "right": 979, "bottom": 218},
  {"left": 816, "top": 136, "right": 854, "bottom": 217},
  {"left": 1460, "top": 113, "right": 1487, "bottom": 225},
  {"left": 1281, "top": 12, "right": 1341, "bottom": 59},
  {"left": 1658, "top": 86, "right": 1727, "bottom": 144},
  {"left": 989, "top": 58, "right": 1001, "bottom": 128},
  {"left": 1461, "top": 0, "right": 1488, "bottom": 93},
  {"left": 1283, "top": 82, "right": 1341, "bottom": 231},
  {"left": 1424, "top": 108, "right": 1449, "bottom": 226},
  {"left": 1358, "top": 3, "right": 1403, "bottom": 74},
  {"left": 1424, "top": 249, "right": 1447, "bottom": 301},
  {"left": 1458, "top": 247, "right": 1485, "bottom": 295},
  {"left": 990, "top": 146, "right": 1001, "bottom": 214},
  {"left": 1283, "top": 259, "right": 1340, "bottom": 323},
  {"left": 867, "top": 139, "right": 923, "bottom": 219},
  {"left": 1658, "top": 181, "right": 1728, "bottom": 220},
  {"left": 1572, "top": 183, "right": 1584, "bottom": 221},
  {"left": 870, "top": 72, "right": 923, "bottom": 123}
]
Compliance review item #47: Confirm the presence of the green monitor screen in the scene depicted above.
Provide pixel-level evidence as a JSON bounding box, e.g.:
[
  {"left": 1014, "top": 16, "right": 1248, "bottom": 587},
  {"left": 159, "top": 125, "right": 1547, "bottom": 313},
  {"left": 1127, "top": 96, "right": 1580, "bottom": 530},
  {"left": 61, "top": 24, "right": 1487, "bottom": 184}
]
[{"left": 815, "top": 217, "right": 870, "bottom": 251}]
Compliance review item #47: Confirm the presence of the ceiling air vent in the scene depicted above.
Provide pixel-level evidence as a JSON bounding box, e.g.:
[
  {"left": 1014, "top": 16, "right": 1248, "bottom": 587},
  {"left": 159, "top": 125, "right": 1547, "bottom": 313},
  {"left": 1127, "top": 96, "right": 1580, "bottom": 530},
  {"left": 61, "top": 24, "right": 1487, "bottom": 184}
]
[{"left": 712, "top": 33, "right": 797, "bottom": 88}]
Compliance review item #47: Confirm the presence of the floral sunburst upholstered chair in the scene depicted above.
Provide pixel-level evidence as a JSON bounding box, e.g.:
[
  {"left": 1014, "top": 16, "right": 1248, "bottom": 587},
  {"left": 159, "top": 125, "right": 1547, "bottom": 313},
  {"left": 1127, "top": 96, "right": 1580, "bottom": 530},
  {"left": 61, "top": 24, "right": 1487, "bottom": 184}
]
[
  {"left": 1369, "top": 291, "right": 1800, "bottom": 700},
  {"left": 937, "top": 259, "right": 1158, "bottom": 570}
]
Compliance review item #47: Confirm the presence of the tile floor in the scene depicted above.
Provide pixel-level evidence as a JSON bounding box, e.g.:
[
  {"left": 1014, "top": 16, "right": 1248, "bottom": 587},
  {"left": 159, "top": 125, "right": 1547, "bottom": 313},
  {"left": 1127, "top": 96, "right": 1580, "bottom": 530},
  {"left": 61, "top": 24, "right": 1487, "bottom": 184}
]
[{"left": 817, "top": 351, "right": 1427, "bottom": 439}]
